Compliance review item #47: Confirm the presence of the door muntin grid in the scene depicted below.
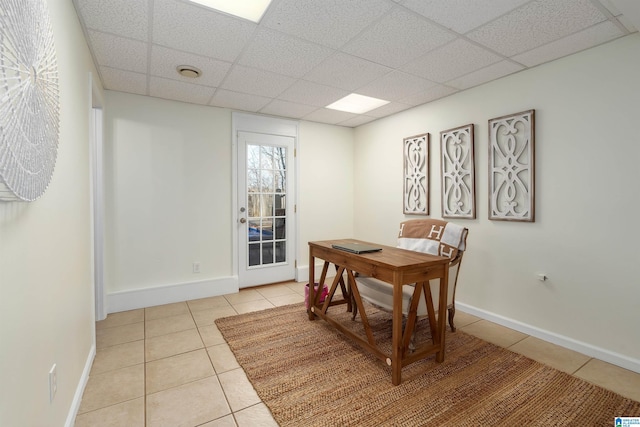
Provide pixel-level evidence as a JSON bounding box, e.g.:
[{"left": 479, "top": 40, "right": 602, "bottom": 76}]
[{"left": 246, "top": 144, "right": 287, "bottom": 267}]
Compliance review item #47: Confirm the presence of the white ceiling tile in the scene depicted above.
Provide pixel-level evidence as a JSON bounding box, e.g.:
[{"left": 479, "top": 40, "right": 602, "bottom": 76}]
[
  {"left": 511, "top": 21, "right": 624, "bottom": 67},
  {"left": 210, "top": 89, "right": 272, "bottom": 112},
  {"left": 446, "top": 60, "right": 524, "bottom": 90},
  {"left": 259, "top": 100, "right": 318, "bottom": 119},
  {"left": 342, "top": 7, "right": 457, "bottom": 68},
  {"left": 237, "top": 28, "right": 334, "bottom": 78},
  {"left": 402, "top": 0, "right": 530, "bottom": 33},
  {"left": 402, "top": 38, "right": 503, "bottom": 83},
  {"left": 303, "top": 108, "right": 357, "bottom": 125},
  {"left": 76, "top": 0, "right": 638, "bottom": 125},
  {"left": 150, "top": 46, "right": 231, "bottom": 87},
  {"left": 357, "top": 71, "right": 438, "bottom": 101},
  {"left": 338, "top": 115, "right": 378, "bottom": 127},
  {"left": 400, "top": 85, "right": 458, "bottom": 106},
  {"left": 88, "top": 31, "right": 148, "bottom": 73},
  {"left": 366, "top": 102, "right": 413, "bottom": 118},
  {"left": 76, "top": 0, "right": 148, "bottom": 41},
  {"left": 100, "top": 67, "right": 148, "bottom": 95},
  {"left": 261, "top": 0, "right": 392, "bottom": 49},
  {"left": 152, "top": 0, "right": 256, "bottom": 61},
  {"left": 303, "top": 52, "right": 392, "bottom": 91},
  {"left": 149, "top": 76, "right": 215, "bottom": 105},
  {"left": 220, "top": 65, "right": 296, "bottom": 98},
  {"left": 278, "top": 81, "right": 349, "bottom": 107},
  {"left": 467, "top": 0, "right": 608, "bottom": 56}
]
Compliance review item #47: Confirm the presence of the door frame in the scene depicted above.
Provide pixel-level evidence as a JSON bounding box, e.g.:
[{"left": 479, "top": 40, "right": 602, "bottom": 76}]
[
  {"left": 232, "top": 113, "right": 299, "bottom": 287},
  {"left": 88, "top": 72, "right": 106, "bottom": 321}
]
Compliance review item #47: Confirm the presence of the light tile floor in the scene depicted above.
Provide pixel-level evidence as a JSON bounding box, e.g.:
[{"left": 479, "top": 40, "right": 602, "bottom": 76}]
[{"left": 75, "top": 281, "right": 640, "bottom": 426}]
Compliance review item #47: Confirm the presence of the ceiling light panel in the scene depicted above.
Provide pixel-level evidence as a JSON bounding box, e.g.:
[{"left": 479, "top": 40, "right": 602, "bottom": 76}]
[
  {"left": 326, "top": 94, "right": 389, "bottom": 114},
  {"left": 188, "top": 0, "right": 272, "bottom": 23}
]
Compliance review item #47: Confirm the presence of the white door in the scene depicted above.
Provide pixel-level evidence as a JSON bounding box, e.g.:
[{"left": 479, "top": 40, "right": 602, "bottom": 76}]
[{"left": 237, "top": 131, "right": 296, "bottom": 287}]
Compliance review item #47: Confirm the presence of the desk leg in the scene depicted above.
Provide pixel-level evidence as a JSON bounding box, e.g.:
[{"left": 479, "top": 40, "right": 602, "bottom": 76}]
[
  {"left": 435, "top": 266, "right": 449, "bottom": 362},
  {"left": 308, "top": 251, "right": 315, "bottom": 320},
  {"left": 391, "top": 277, "right": 403, "bottom": 385}
]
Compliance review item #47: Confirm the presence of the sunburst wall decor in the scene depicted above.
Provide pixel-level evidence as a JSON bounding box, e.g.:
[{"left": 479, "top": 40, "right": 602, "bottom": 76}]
[{"left": 0, "top": 0, "right": 60, "bottom": 202}]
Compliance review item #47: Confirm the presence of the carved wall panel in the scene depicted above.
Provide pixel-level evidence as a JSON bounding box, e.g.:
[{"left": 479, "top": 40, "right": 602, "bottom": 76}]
[
  {"left": 440, "top": 124, "right": 475, "bottom": 219},
  {"left": 403, "top": 133, "right": 429, "bottom": 215},
  {"left": 488, "top": 110, "right": 535, "bottom": 222}
]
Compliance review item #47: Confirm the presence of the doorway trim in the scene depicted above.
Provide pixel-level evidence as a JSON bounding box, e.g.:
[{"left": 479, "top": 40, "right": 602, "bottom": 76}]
[
  {"left": 232, "top": 113, "right": 299, "bottom": 287},
  {"left": 88, "top": 72, "right": 106, "bottom": 321}
]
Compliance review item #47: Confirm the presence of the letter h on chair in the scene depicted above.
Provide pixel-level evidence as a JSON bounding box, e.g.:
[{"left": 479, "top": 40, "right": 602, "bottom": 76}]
[{"left": 354, "top": 219, "right": 469, "bottom": 336}]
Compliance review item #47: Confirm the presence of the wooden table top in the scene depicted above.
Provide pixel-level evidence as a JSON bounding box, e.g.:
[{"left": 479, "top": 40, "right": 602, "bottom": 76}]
[{"left": 309, "top": 239, "right": 448, "bottom": 269}]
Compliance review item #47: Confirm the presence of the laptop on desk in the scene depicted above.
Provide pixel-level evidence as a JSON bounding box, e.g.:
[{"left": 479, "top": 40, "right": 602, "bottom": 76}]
[{"left": 331, "top": 242, "right": 382, "bottom": 254}]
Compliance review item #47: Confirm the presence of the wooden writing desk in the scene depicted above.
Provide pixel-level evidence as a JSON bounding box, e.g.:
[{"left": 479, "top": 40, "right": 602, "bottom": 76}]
[{"left": 308, "top": 239, "right": 450, "bottom": 385}]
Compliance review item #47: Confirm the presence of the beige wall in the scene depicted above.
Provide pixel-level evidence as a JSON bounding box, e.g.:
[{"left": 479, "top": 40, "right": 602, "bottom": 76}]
[
  {"left": 297, "top": 121, "right": 355, "bottom": 258},
  {"left": 104, "top": 92, "right": 233, "bottom": 294},
  {"left": 353, "top": 34, "right": 640, "bottom": 369},
  {"left": 0, "top": 0, "right": 101, "bottom": 425},
  {"left": 103, "top": 93, "right": 355, "bottom": 306}
]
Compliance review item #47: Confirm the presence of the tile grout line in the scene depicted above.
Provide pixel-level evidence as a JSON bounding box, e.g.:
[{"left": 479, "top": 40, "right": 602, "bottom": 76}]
[
  {"left": 188, "top": 300, "right": 233, "bottom": 425},
  {"left": 571, "top": 357, "right": 594, "bottom": 376}
]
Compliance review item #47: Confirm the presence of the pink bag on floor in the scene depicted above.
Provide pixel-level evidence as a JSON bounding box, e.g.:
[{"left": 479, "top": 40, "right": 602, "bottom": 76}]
[{"left": 304, "top": 283, "right": 328, "bottom": 309}]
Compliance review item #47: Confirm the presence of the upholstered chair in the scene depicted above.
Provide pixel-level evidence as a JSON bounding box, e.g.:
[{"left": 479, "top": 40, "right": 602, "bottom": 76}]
[{"left": 354, "top": 219, "right": 468, "bottom": 333}]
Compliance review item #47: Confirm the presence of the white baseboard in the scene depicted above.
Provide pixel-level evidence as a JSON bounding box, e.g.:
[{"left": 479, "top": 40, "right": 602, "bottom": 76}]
[
  {"left": 107, "top": 277, "right": 238, "bottom": 313},
  {"left": 457, "top": 301, "right": 640, "bottom": 374},
  {"left": 65, "top": 344, "right": 95, "bottom": 427}
]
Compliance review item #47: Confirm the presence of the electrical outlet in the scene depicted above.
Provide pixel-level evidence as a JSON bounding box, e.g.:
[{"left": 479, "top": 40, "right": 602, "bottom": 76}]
[
  {"left": 192, "top": 262, "right": 201, "bottom": 273},
  {"left": 49, "top": 364, "right": 57, "bottom": 403}
]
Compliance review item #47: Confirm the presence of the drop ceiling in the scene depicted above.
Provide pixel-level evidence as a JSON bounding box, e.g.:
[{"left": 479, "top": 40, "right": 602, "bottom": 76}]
[{"left": 73, "top": 0, "right": 638, "bottom": 128}]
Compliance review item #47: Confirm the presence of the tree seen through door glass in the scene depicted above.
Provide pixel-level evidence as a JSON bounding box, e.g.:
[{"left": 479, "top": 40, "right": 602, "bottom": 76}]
[{"left": 247, "top": 144, "right": 287, "bottom": 267}]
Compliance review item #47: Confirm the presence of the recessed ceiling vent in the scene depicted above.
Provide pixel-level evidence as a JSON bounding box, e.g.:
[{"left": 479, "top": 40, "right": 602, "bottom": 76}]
[{"left": 177, "top": 65, "right": 202, "bottom": 78}]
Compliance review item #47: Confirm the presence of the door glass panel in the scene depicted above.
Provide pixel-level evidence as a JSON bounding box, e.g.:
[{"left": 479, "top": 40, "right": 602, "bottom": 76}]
[
  {"left": 275, "top": 171, "right": 286, "bottom": 194},
  {"left": 275, "top": 217, "right": 285, "bottom": 239},
  {"left": 275, "top": 241, "right": 286, "bottom": 263},
  {"left": 247, "top": 194, "right": 260, "bottom": 217},
  {"left": 261, "top": 219, "right": 274, "bottom": 241},
  {"left": 246, "top": 144, "right": 288, "bottom": 268},
  {"left": 247, "top": 145, "right": 260, "bottom": 169},
  {"left": 248, "top": 169, "right": 259, "bottom": 192},
  {"left": 260, "top": 194, "right": 274, "bottom": 216},
  {"left": 260, "top": 146, "right": 274, "bottom": 169},
  {"left": 260, "top": 169, "right": 274, "bottom": 192},
  {"left": 248, "top": 242, "right": 260, "bottom": 266}
]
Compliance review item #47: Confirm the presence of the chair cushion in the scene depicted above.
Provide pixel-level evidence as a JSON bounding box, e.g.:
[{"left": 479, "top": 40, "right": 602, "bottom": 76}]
[{"left": 356, "top": 261, "right": 460, "bottom": 316}]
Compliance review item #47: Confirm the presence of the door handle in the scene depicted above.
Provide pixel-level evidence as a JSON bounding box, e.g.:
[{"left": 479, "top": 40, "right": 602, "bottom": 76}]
[{"left": 239, "top": 218, "right": 247, "bottom": 224}]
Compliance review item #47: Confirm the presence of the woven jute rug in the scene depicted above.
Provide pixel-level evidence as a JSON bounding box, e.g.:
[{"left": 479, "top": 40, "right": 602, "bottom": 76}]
[{"left": 215, "top": 303, "right": 640, "bottom": 426}]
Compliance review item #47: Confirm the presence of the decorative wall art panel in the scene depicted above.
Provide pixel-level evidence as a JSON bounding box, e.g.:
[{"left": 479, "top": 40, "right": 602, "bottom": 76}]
[
  {"left": 488, "top": 110, "right": 535, "bottom": 222},
  {"left": 403, "top": 133, "right": 429, "bottom": 215},
  {"left": 0, "top": 0, "right": 60, "bottom": 201},
  {"left": 440, "top": 124, "right": 475, "bottom": 219}
]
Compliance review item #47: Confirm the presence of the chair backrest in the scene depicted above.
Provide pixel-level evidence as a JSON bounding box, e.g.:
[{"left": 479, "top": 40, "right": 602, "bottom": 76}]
[
  {"left": 397, "top": 219, "right": 468, "bottom": 306},
  {"left": 397, "top": 219, "right": 467, "bottom": 259},
  {"left": 354, "top": 219, "right": 469, "bottom": 318}
]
